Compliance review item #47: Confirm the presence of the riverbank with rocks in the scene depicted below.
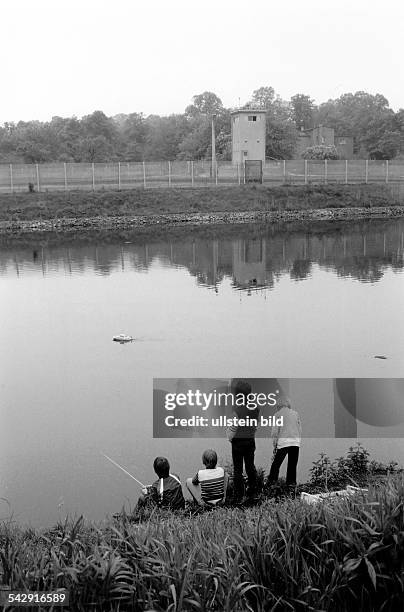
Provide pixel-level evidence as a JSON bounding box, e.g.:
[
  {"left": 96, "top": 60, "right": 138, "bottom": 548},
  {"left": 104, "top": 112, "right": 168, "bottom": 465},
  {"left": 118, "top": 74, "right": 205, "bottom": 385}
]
[
  {"left": 0, "top": 185, "right": 404, "bottom": 237},
  {"left": 1, "top": 205, "right": 404, "bottom": 236},
  {"left": 0, "top": 183, "right": 403, "bottom": 237}
]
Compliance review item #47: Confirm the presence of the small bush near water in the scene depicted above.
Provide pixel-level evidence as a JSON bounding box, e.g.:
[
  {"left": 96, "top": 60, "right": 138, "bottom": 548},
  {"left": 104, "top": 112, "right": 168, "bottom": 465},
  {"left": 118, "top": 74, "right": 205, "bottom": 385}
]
[{"left": 1, "top": 446, "right": 403, "bottom": 611}]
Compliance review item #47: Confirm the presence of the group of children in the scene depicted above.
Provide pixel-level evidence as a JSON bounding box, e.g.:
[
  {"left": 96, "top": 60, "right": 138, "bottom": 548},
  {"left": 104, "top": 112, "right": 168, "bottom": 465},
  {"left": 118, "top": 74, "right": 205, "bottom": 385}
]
[
  {"left": 138, "top": 450, "right": 227, "bottom": 511},
  {"left": 138, "top": 381, "right": 302, "bottom": 511}
]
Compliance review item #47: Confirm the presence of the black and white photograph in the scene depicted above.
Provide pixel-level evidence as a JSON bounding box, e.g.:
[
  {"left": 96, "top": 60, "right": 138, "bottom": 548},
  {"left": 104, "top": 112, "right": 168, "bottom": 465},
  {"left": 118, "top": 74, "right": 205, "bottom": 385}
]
[{"left": 1, "top": 1, "right": 404, "bottom": 610}]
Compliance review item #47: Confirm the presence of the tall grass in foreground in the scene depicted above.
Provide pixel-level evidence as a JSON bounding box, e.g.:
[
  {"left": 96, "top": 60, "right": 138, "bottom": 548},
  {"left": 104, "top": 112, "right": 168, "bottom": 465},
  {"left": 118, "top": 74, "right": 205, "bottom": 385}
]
[{"left": 1, "top": 476, "right": 403, "bottom": 611}]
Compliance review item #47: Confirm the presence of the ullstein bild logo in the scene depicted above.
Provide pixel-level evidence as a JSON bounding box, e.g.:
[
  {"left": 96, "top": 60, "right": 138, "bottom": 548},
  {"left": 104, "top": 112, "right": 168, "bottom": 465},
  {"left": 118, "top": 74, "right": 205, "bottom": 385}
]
[{"left": 153, "top": 378, "right": 404, "bottom": 439}]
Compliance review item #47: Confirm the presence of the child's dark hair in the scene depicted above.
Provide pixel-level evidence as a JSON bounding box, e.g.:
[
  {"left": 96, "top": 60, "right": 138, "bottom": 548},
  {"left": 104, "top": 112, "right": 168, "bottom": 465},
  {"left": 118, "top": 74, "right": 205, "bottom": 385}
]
[
  {"left": 233, "top": 379, "right": 258, "bottom": 418},
  {"left": 233, "top": 380, "right": 252, "bottom": 398},
  {"left": 153, "top": 456, "right": 170, "bottom": 478},
  {"left": 202, "top": 449, "right": 217, "bottom": 469}
]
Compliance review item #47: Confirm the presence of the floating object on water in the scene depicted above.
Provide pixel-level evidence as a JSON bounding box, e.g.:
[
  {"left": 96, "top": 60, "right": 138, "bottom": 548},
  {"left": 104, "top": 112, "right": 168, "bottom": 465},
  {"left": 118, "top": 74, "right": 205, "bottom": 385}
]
[
  {"left": 112, "top": 334, "right": 134, "bottom": 343},
  {"left": 301, "top": 485, "right": 368, "bottom": 505},
  {"left": 374, "top": 355, "right": 387, "bottom": 359}
]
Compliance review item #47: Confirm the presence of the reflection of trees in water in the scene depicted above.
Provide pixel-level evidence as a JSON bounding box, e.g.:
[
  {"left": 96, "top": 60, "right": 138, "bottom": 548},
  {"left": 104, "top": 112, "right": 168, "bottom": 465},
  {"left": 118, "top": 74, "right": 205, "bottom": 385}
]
[
  {"left": 290, "top": 259, "right": 312, "bottom": 281},
  {"left": 1, "top": 221, "right": 403, "bottom": 288},
  {"left": 194, "top": 270, "right": 225, "bottom": 289},
  {"left": 334, "top": 258, "right": 387, "bottom": 283}
]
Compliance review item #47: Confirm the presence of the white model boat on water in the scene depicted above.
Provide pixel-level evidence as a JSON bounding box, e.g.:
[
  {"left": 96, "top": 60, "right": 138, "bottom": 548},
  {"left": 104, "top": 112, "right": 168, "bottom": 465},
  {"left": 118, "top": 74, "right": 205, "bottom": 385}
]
[{"left": 112, "top": 334, "right": 134, "bottom": 343}]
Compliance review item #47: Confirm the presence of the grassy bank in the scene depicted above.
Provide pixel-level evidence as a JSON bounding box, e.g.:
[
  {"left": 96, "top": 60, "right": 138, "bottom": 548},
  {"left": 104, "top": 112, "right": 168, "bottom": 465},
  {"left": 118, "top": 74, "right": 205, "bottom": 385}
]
[
  {"left": 1, "top": 478, "right": 403, "bottom": 611},
  {"left": 1, "top": 446, "right": 403, "bottom": 611},
  {"left": 0, "top": 184, "right": 402, "bottom": 224}
]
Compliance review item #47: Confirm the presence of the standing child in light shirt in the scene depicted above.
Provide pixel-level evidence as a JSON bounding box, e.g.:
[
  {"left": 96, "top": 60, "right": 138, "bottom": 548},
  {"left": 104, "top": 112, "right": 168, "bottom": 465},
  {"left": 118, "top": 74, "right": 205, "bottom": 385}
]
[{"left": 268, "top": 397, "right": 302, "bottom": 486}]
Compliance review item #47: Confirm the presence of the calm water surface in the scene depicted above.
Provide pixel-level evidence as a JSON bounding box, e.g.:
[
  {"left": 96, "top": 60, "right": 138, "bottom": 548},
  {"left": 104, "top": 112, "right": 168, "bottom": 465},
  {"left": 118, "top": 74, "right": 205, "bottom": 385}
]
[{"left": 1, "top": 218, "right": 404, "bottom": 525}]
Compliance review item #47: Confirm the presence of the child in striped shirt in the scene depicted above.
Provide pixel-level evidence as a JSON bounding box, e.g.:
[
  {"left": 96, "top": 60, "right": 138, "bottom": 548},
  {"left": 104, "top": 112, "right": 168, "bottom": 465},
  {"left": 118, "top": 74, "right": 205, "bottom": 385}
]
[{"left": 186, "top": 449, "right": 228, "bottom": 506}]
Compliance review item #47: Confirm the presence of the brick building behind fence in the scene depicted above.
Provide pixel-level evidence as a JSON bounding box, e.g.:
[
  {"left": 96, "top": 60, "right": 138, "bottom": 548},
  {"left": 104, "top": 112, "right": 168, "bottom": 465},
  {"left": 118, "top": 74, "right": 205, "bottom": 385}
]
[{"left": 294, "top": 126, "right": 354, "bottom": 159}]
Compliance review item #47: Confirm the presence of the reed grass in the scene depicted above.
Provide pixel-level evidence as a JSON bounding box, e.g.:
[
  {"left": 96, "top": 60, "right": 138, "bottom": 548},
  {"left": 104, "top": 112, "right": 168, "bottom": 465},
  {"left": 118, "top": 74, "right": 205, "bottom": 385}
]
[{"left": 1, "top": 474, "right": 403, "bottom": 611}]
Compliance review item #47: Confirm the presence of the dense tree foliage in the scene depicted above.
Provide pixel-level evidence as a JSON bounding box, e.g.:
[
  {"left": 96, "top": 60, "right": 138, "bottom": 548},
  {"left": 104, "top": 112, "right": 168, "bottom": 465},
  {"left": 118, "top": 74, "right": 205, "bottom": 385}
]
[
  {"left": 316, "top": 92, "right": 403, "bottom": 159},
  {"left": 291, "top": 94, "right": 315, "bottom": 131},
  {"left": 0, "top": 89, "right": 403, "bottom": 163}
]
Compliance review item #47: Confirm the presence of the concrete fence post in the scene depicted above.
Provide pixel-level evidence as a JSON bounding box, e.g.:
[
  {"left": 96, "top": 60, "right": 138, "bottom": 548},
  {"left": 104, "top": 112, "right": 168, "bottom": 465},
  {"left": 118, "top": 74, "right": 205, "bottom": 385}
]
[
  {"left": 237, "top": 162, "right": 240, "bottom": 185},
  {"left": 92, "top": 163, "right": 95, "bottom": 190},
  {"left": 304, "top": 159, "right": 308, "bottom": 184},
  {"left": 324, "top": 159, "right": 328, "bottom": 184},
  {"left": 385, "top": 159, "right": 389, "bottom": 183},
  {"left": 283, "top": 159, "right": 286, "bottom": 183},
  {"left": 215, "top": 161, "right": 218, "bottom": 186},
  {"left": 36, "top": 163, "right": 40, "bottom": 192},
  {"left": 9, "top": 163, "right": 13, "bottom": 193},
  {"left": 118, "top": 162, "right": 121, "bottom": 190},
  {"left": 191, "top": 160, "right": 194, "bottom": 187},
  {"left": 143, "top": 161, "right": 146, "bottom": 188},
  {"left": 365, "top": 159, "right": 368, "bottom": 184},
  {"left": 168, "top": 160, "right": 171, "bottom": 187},
  {"left": 64, "top": 162, "right": 68, "bottom": 191},
  {"left": 243, "top": 161, "right": 246, "bottom": 185},
  {"left": 345, "top": 160, "right": 348, "bottom": 185}
]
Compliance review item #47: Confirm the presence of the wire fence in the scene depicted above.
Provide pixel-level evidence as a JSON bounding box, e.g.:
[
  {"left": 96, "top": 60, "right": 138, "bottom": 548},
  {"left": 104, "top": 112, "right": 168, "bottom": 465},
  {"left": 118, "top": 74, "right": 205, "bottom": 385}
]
[{"left": 0, "top": 159, "right": 403, "bottom": 193}]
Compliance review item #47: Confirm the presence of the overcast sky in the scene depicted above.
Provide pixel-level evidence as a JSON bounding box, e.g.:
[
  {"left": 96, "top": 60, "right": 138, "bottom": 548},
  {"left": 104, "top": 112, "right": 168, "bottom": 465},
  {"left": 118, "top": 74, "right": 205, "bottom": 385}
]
[{"left": 1, "top": 0, "right": 403, "bottom": 123}]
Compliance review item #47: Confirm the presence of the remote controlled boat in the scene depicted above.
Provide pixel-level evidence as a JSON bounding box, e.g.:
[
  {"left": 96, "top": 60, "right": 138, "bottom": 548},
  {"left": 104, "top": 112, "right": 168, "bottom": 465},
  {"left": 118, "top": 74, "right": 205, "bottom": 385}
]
[{"left": 112, "top": 334, "right": 134, "bottom": 343}]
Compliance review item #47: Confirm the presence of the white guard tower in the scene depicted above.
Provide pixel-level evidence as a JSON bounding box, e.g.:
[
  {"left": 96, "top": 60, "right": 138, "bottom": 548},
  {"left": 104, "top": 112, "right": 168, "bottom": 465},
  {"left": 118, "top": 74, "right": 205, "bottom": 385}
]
[{"left": 231, "top": 108, "right": 266, "bottom": 165}]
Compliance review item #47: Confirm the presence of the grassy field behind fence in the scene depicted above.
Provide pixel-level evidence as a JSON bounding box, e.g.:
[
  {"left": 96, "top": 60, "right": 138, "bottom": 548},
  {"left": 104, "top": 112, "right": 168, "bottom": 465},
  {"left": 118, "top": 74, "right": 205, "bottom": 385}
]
[{"left": 1, "top": 159, "right": 404, "bottom": 193}]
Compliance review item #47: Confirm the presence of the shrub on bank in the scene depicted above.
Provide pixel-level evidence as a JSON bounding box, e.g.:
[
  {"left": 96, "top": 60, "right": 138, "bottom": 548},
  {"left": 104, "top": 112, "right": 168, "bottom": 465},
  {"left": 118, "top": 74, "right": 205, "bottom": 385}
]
[{"left": 309, "top": 443, "right": 402, "bottom": 490}]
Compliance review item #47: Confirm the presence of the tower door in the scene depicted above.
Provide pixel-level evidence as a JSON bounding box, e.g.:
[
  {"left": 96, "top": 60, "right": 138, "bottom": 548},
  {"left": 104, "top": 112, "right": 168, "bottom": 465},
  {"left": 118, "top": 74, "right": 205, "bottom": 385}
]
[{"left": 245, "top": 160, "right": 263, "bottom": 183}]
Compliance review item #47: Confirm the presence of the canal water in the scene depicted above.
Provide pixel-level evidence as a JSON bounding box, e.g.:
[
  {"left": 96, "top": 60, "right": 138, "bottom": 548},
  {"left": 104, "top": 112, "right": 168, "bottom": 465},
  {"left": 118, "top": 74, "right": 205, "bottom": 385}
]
[{"left": 1, "top": 218, "right": 404, "bottom": 526}]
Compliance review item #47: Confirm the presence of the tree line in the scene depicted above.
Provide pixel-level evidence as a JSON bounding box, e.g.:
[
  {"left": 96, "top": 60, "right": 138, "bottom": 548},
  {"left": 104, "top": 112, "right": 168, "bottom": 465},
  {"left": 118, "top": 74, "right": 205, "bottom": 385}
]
[{"left": 1, "top": 87, "right": 403, "bottom": 164}]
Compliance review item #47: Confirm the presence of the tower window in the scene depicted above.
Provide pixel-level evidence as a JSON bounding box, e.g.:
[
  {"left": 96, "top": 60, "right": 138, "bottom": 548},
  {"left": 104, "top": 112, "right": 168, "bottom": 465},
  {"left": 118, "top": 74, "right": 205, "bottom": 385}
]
[{"left": 248, "top": 115, "right": 257, "bottom": 121}]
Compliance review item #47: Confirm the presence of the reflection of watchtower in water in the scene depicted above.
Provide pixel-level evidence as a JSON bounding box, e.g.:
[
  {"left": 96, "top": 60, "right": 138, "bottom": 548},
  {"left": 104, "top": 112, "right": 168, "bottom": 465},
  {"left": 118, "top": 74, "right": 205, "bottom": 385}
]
[{"left": 232, "top": 239, "right": 267, "bottom": 289}]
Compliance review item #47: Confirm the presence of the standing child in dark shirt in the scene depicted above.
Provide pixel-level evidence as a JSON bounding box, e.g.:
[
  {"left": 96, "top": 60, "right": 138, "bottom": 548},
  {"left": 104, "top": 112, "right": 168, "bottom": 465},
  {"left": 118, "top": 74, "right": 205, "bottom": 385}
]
[
  {"left": 139, "top": 456, "right": 185, "bottom": 511},
  {"left": 227, "top": 380, "right": 260, "bottom": 503}
]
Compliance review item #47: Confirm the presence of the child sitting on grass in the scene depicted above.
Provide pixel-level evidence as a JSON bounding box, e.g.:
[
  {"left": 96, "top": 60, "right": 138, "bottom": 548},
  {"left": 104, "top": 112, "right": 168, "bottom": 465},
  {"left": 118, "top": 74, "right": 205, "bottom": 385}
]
[
  {"left": 186, "top": 449, "right": 228, "bottom": 506},
  {"left": 138, "top": 456, "right": 185, "bottom": 511}
]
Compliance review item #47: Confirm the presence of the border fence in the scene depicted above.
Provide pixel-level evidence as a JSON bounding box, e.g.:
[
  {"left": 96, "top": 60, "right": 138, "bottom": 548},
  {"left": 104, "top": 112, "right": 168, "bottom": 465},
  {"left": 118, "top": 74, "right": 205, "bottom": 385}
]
[{"left": 0, "top": 159, "right": 403, "bottom": 193}]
